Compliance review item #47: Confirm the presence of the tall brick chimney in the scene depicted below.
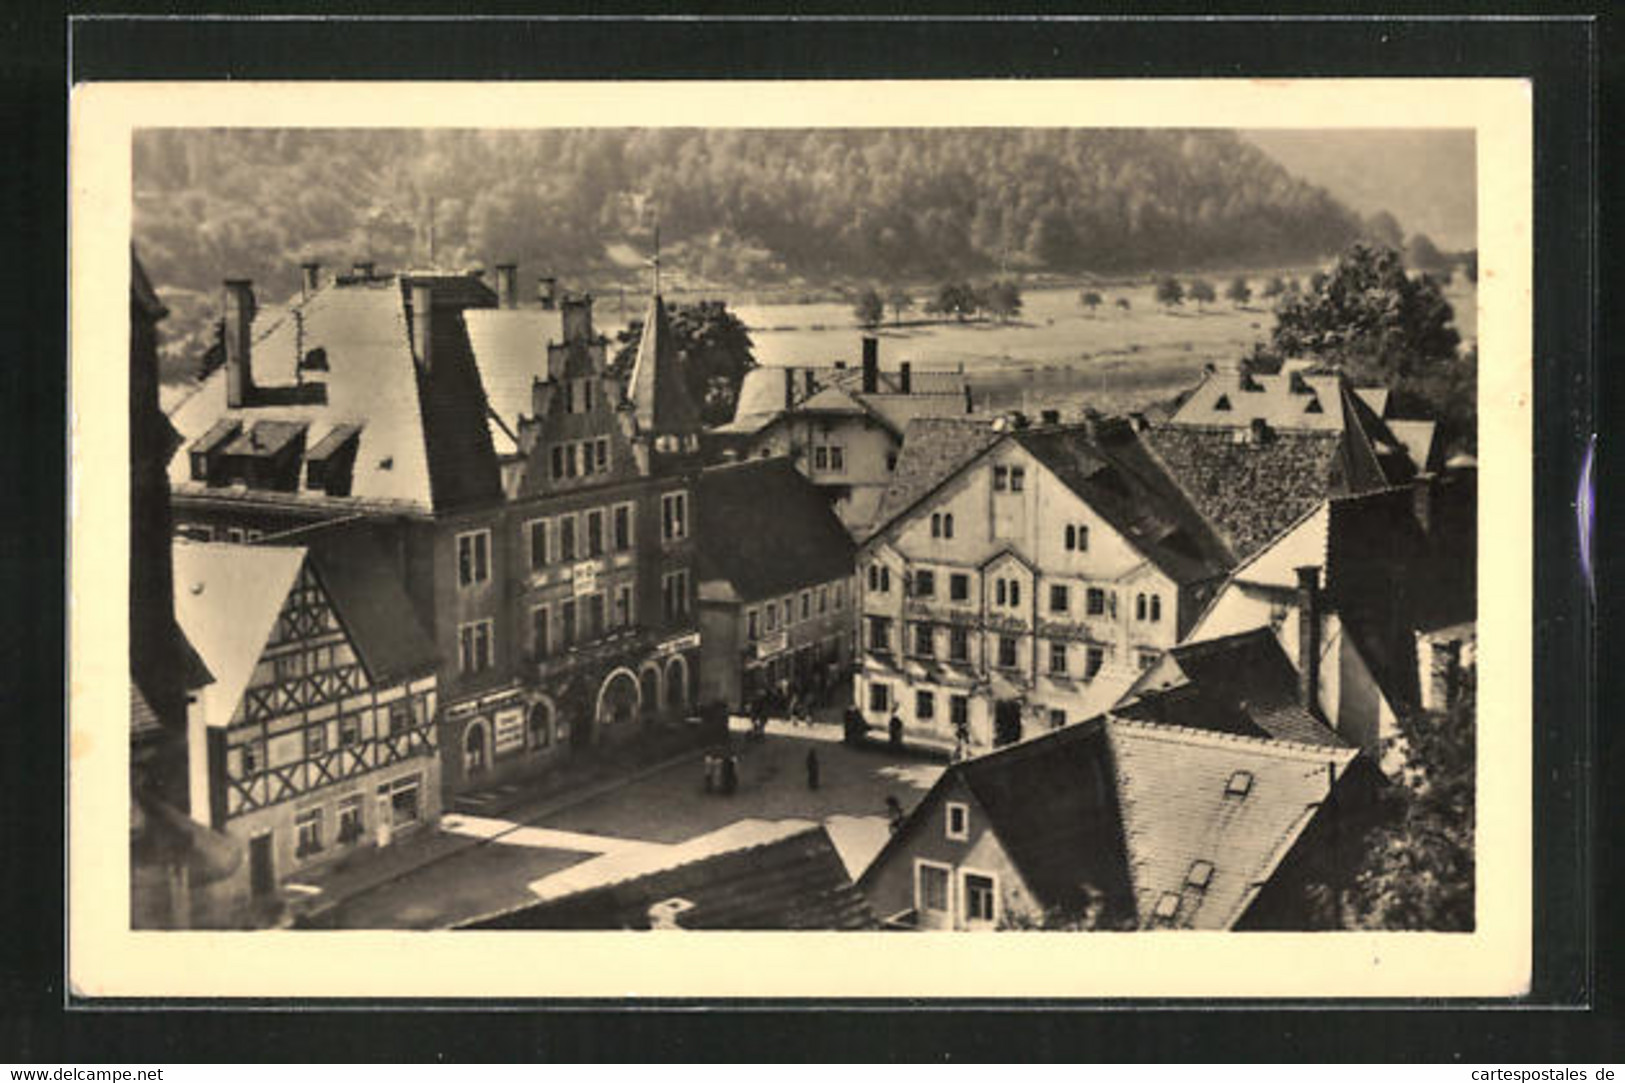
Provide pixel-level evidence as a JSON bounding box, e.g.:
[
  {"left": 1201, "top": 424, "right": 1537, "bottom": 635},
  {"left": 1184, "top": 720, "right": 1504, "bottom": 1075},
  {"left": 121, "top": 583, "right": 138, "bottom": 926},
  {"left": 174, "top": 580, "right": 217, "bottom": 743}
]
[
  {"left": 562, "top": 293, "right": 593, "bottom": 344},
  {"left": 410, "top": 283, "right": 434, "bottom": 373},
  {"left": 494, "top": 263, "right": 518, "bottom": 309},
  {"left": 1295, "top": 565, "right": 1322, "bottom": 711},
  {"left": 300, "top": 262, "right": 321, "bottom": 299},
  {"left": 900, "top": 361, "right": 912, "bottom": 395},
  {"left": 222, "top": 279, "right": 256, "bottom": 408},
  {"left": 538, "top": 276, "right": 559, "bottom": 310},
  {"left": 861, "top": 336, "right": 879, "bottom": 394},
  {"left": 784, "top": 368, "right": 796, "bottom": 412}
]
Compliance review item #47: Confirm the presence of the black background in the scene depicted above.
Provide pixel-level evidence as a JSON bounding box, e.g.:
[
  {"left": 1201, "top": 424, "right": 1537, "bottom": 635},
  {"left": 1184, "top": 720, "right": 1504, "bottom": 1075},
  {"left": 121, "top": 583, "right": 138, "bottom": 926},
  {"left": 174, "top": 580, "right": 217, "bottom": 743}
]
[{"left": 2, "top": 3, "right": 1613, "bottom": 1063}]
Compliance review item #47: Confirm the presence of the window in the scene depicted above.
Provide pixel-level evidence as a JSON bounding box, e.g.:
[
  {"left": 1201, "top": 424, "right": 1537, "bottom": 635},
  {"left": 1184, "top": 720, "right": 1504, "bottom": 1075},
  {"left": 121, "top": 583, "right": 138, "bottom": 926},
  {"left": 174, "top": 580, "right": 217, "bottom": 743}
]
[
  {"left": 1186, "top": 860, "right": 1215, "bottom": 890},
  {"left": 459, "top": 620, "right": 493, "bottom": 674},
  {"left": 388, "top": 775, "right": 422, "bottom": 826},
  {"left": 1009, "top": 580, "right": 1021, "bottom": 608},
  {"left": 582, "top": 380, "right": 595, "bottom": 413},
  {"left": 530, "top": 605, "right": 549, "bottom": 658},
  {"left": 614, "top": 584, "right": 634, "bottom": 628},
  {"left": 563, "top": 381, "right": 576, "bottom": 414},
  {"left": 998, "top": 636, "right": 1018, "bottom": 668},
  {"left": 913, "top": 622, "right": 935, "bottom": 657},
  {"left": 337, "top": 796, "right": 364, "bottom": 845},
  {"left": 1009, "top": 467, "right": 1025, "bottom": 492},
  {"left": 558, "top": 515, "right": 577, "bottom": 562},
  {"left": 815, "top": 446, "right": 829, "bottom": 471},
  {"left": 1065, "top": 523, "right": 1090, "bottom": 552},
  {"left": 240, "top": 740, "right": 262, "bottom": 776},
  {"left": 1225, "top": 770, "right": 1254, "bottom": 798},
  {"left": 1049, "top": 708, "right": 1066, "bottom": 730},
  {"left": 1213, "top": 394, "right": 1232, "bottom": 412},
  {"left": 829, "top": 447, "right": 844, "bottom": 472},
  {"left": 613, "top": 504, "right": 633, "bottom": 551},
  {"left": 867, "top": 616, "right": 893, "bottom": 653},
  {"left": 565, "top": 444, "right": 578, "bottom": 478},
  {"left": 950, "top": 694, "right": 969, "bottom": 733},
  {"left": 586, "top": 509, "right": 604, "bottom": 557},
  {"left": 1135, "top": 593, "right": 1147, "bottom": 621},
  {"left": 388, "top": 700, "right": 412, "bottom": 736},
  {"left": 1137, "top": 648, "right": 1159, "bottom": 672},
  {"left": 585, "top": 593, "right": 605, "bottom": 640},
  {"left": 943, "top": 513, "right": 954, "bottom": 539},
  {"left": 917, "top": 862, "right": 950, "bottom": 913},
  {"left": 834, "top": 582, "right": 846, "bottom": 610},
  {"left": 950, "top": 573, "right": 970, "bottom": 602},
  {"left": 868, "top": 682, "right": 890, "bottom": 712},
  {"left": 1049, "top": 584, "right": 1069, "bottom": 613},
  {"left": 945, "top": 802, "right": 968, "bottom": 840},
  {"left": 995, "top": 579, "right": 1006, "bottom": 606},
  {"left": 295, "top": 808, "right": 323, "bottom": 858},
  {"left": 551, "top": 446, "right": 565, "bottom": 480},
  {"left": 528, "top": 519, "right": 548, "bottom": 570},
  {"left": 930, "top": 513, "right": 941, "bottom": 538},
  {"left": 949, "top": 626, "right": 970, "bottom": 662},
  {"left": 818, "top": 587, "right": 828, "bottom": 614},
  {"left": 914, "top": 570, "right": 936, "bottom": 598},
  {"left": 456, "top": 530, "right": 491, "bottom": 587},
  {"left": 662, "top": 570, "right": 690, "bottom": 621},
  {"left": 886, "top": 452, "right": 898, "bottom": 471},
  {"left": 306, "top": 723, "right": 327, "bottom": 758},
  {"left": 1048, "top": 641, "right": 1068, "bottom": 675},
  {"left": 339, "top": 715, "right": 362, "bottom": 748},
  {"left": 963, "top": 872, "right": 996, "bottom": 923},
  {"left": 765, "top": 604, "right": 777, "bottom": 632},
  {"left": 868, "top": 564, "right": 891, "bottom": 593},
  {"left": 782, "top": 599, "right": 793, "bottom": 626},
  {"left": 661, "top": 491, "right": 689, "bottom": 541},
  {"left": 801, "top": 591, "right": 811, "bottom": 620},
  {"left": 579, "top": 439, "right": 594, "bottom": 476},
  {"left": 1086, "top": 587, "right": 1106, "bottom": 616},
  {"left": 916, "top": 690, "right": 936, "bottom": 721},
  {"left": 1085, "top": 645, "right": 1105, "bottom": 680},
  {"left": 1149, "top": 594, "right": 1162, "bottom": 622},
  {"left": 560, "top": 599, "right": 577, "bottom": 648},
  {"left": 529, "top": 702, "right": 552, "bottom": 750},
  {"left": 746, "top": 609, "right": 759, "bottom": 641},
  {"left": 993, "top": 465, "right": 1008, "bottom": 491}
]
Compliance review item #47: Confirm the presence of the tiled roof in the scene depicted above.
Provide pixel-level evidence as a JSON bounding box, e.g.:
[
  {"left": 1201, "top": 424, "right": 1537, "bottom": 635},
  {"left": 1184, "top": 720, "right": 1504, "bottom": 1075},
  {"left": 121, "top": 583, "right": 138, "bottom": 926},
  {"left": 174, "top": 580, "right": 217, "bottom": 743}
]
[
  {"left": 626, "top": 294, "right": 703, "bottom": 437},
  {"left": 461, "top": 308, "right": 556, "bottom": 455},
  {"left": 871, "top": 417, "right": 1002, "bottom": 533},
  {"left": 462, "top": 821, "right": 878, "bottom": 930},
  {"left": 720, "top": 364, "right": 969, "bottom": 437},
  {"left": 1142, "top": 424, "right": 1344, "bottom": 563},
  {"left": 1013, "top": 423, "right": 1234, "bottom": 587},
  {"left": 696, "top": 457, "right": 855, "bottom": 601},
  {"left": 130, "top": 682, "right": 164, "bottom": 742},
  {"left": 1106, "top": 718, "right": 1357, "bottom": 930},
  {"left": 167, "top": 277, "right": 503, "bottom": 513},
  {"left": 306, "top": 531, "right": 438, "bottom": 687},
  {"left": 1115, "top": 627, "right": 1345, "bottom": 748},
  {"left": 1172, "top": 367, "right": 1379, "bottom": 432},
  {"left": 173, "top": 542, "right": 308, "bottom": 730}
]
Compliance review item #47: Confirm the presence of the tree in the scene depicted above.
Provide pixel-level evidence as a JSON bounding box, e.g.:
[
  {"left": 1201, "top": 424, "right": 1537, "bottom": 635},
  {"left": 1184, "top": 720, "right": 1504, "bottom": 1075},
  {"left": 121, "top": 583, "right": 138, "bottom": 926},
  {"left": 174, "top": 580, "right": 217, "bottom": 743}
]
[
  {"left": 1462, "top": 250, "right": 1478, "bottom": 284},
  {"left": 1261, "top": 275, "right": 1285, "bottom": 299},
  {"left": 1079, "top": 289, "right": 1103, "bottom": 314},
  {"left": 1225, "top": 276, "right": 1252, "bottom": 307},
  {"left": 931, "top": 281, "right": 979, "bottom": 322},
  {"left": 1115, "top": 296, "right": 1131, "bottom": 312},
  {"left": 1363, "top": 209, "right": 1405, "bottom": 250},
  {"left": 886, "top": 287, "right": 913, "bottom": 326},
  {"left": 852, "top": 286, "right": 885, "bottom": 328},
  {"left": 1154, "top": 275, "right": 1184, "bottom": 308},
  {"left": 1405, "top": 232, "right": 1449, "bottom": 273},
  {"left": 1342, "top": 682, "right": 1476, "bottom": 931},
  {"left": 983, "top": 279, "right": 1023, "bottom": 323},
  {"left": 611, "top": 299, "right": 758, "bottom": 427},
  {"left": 1188, "top": 278, "right": 1216, "bottom": 310}
]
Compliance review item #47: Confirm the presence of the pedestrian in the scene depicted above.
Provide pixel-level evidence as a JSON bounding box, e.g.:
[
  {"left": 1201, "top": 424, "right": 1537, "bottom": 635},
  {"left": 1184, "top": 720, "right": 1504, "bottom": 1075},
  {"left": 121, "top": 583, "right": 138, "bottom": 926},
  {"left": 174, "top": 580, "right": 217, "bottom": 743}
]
[
  {"left": 721, "top": 752, "right": 739, "bottom": 796},
  {"left": 885, "top": 795, "right": 905, "bottom": 832},
  {"left": 805, "top": 748, "right": 820, "bottom": 790},
  {"left": 703, "top": 753, "right": 718, "bottom": 794},
  {"left": 888, "top": 713, "right": 904, "bottom": 749}
]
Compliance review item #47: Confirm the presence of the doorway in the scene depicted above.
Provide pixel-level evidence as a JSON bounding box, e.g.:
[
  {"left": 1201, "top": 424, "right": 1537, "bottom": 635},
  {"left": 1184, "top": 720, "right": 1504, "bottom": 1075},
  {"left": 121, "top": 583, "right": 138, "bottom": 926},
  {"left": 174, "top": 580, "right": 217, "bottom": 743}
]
[
  {"left": 994, "top": 699, "right": 1023, "bottom": 748},
  {"left": 248, "top": 832, "right": 275, "bottom": 897}
]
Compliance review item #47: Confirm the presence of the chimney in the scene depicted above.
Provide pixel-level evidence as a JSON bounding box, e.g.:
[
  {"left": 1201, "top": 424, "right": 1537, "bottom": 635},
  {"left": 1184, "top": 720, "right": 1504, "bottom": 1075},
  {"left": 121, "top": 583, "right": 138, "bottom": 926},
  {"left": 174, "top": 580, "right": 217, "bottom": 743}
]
[
  {"left": 561, "top": 293, "right": 593, "bottom": 343},
  {"left": 861, "top": 336, "right": 879, "bottom": 394},
  {"left": 963, "top": 384, "right": 974, "bottom": 414},
  {"left": 538, "top": 276, "right": 559, "bottom": 310},
  {"left": 411, "top": 283, "right": 434, "bottom": 373},
  {"left": 1249, "top": 417, "right": 1271, "bottom": 445},
  {"left": 784, "top": 368, "right": 795, "bottom": 411},
  {"left": 834, "top": 360, "right": 846, "bottom": 370},
  {"left": 1129, "top": 411, "right": 1149, "bottom": 431},
  {"left": 900, "top": 361, "right": 912, "bottom": 395},
  {"left": 804, "top": 368, "right": 817, "bottom": 400},
  {"left": 1296, "top": 565, "right": 1322, "bottom": 711},
  {"left": 222, "top": 279, "right": 256, "bottom": 408},
  {"left": 352, "top": 260, "right": 375, "bottom": 279},
  {"left": 300, "top": 262, "right": 321, "bottom": 299},
  {"left": 647, "top": 897, "right": 695, "bottom": 931},
  {"left": 494, "top": 263, "right": 518, "bottom": 309},
  {"left": 1411, "top": 471, "right": 1435, "bottom": 535}
]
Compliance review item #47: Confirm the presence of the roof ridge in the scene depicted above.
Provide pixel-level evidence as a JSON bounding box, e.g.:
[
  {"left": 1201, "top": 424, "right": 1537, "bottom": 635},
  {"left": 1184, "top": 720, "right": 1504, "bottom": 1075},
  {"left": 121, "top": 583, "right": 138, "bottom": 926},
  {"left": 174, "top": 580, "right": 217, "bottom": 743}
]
[{"left": 1105, "top": 715, "right": 1356, "bottom": 761}]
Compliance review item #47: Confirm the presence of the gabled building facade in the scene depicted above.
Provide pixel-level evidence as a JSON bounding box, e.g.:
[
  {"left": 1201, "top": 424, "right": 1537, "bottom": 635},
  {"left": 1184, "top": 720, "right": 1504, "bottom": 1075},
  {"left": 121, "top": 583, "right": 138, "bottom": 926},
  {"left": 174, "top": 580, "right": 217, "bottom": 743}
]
[
  {"left": 855, "top": 416, "right": 1233, "bottom": 751},
  {"left": 172, "top": 540, "right": 441, "bottom": 924}
]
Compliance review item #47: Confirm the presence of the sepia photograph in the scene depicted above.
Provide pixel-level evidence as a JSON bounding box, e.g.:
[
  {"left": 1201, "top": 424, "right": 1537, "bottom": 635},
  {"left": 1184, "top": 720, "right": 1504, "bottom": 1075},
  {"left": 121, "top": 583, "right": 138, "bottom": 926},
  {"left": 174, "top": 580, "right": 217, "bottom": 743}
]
[{"left": 70, "top": 79, "right": 1532, "bottom": 998}]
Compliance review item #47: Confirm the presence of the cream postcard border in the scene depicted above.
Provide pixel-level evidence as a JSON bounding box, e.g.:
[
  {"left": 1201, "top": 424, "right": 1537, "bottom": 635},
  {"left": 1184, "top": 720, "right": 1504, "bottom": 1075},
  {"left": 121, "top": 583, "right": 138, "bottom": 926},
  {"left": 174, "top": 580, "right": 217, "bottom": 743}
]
[{"left": 68, "top": 78, "right": 1532, "bottom": 999}]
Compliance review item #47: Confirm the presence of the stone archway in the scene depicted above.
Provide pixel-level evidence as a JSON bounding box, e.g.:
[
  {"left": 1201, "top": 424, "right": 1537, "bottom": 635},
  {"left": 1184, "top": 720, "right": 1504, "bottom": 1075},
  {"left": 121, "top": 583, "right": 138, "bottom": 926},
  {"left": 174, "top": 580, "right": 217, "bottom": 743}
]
[
  {"left": 527, "top": 697, "right": 555, "bottom": 752},
  {"left": 665, "top": 654, "right": 690, "bottom": 713},
  {"left": 638, "top": 662, "right": 663, "bottom": 721},
  {"left": 462, "top": 718, "right": 490, "bottom": 777},
  {"left": 596, "top": 668, "right": 642, "bottom": 730}
]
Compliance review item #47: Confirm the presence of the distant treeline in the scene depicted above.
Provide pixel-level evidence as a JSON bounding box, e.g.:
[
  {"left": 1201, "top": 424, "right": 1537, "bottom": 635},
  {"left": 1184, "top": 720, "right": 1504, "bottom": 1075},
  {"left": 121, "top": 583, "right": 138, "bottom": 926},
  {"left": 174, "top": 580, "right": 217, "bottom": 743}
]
[{"left": 135, "top": 128, "right": 1376, "bottom": 375}]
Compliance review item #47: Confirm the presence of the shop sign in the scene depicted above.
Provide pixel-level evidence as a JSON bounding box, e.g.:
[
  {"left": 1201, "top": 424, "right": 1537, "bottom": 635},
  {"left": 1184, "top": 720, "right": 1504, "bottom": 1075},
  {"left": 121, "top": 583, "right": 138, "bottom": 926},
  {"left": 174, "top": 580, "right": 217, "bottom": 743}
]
[
  {"left": 755, "top": 631, "right": 788, "bottom": 660},
  {"left": 493, "top": 707, "right": 526, "bottom": 757}
]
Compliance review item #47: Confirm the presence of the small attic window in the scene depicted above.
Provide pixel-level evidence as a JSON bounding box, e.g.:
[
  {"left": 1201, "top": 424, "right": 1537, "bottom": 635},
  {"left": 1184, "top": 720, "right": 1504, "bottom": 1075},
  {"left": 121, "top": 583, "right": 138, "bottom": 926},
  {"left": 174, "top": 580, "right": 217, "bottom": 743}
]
[
  {"left": 1305, "top": 396, "right": 1324, "bottom": 414},
  {"left": 1225, "top": 770, "right": 1254, "bottom": 798},
  {"left": 1153, "top": 892, "right": 1182, "bottom": 921},
  {"left": 1213, "top": 394, "right": 1232, "bottom": 412},
  {"left": 1185, "top": 860, "right": 1215, "bottom": 890},
  {"left": 299, "top": 347, "right": 329, "bottom": 372}
]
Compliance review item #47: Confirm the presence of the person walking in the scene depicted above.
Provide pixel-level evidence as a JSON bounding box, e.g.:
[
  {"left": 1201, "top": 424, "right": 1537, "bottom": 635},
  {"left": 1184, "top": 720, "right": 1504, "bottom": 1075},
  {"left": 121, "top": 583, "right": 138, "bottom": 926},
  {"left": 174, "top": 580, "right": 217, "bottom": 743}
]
[
  {"left": 721, "top": 752, "right": 739, "bottom": 796},
  {"left": 885, "top": 795, "right": 905, "bottom": 833},
  {"left": 805, "top": 748, "right": 821, "bottom": 791}
]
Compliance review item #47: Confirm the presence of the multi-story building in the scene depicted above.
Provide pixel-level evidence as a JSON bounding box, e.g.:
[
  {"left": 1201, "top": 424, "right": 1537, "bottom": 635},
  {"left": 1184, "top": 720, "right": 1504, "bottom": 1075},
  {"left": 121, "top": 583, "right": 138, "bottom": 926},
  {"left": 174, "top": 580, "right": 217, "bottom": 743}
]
[
  {"left": 854, "top": 415, "right": 1233, "bottom": 750},
  {"left": 693, "top": 456, "right": 857, "bottom": 709},
  {"left": 172, "top": 538, "right": 440, "bottom": 924},
  {"left": 165, "top": 261, "right": 705, "bottom": 812},
  {"left": 711, "top": 337, "right": 974, "bottom": 537}
]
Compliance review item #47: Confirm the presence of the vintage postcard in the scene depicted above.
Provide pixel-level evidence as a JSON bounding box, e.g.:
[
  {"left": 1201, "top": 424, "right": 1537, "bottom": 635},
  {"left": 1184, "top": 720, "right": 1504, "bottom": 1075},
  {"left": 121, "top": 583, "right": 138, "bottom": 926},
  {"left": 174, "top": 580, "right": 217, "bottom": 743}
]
[{"left": 69, "top": 78, "right": 1530, "bottom": 998}]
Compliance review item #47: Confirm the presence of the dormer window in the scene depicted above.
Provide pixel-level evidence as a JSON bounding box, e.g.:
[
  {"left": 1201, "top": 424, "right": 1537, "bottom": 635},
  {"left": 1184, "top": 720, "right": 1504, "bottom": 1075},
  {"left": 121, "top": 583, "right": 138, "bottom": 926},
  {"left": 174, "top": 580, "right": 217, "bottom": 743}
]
[
  {"left": 1225, "top": 770, "right": 1254, "bottom": 798},
  {"left": 1305, "top": 396, "right": 1324, "bottom": 414},
  {"left": 1185, "top": 860, "right": 1215, "bottom": 890},
  {"left": 1153, "top": 892, "right": 1181, "bottom": 922},
  {"left": 993, "top": 465, "right": 1008, "bottom": 491},
  {"left": 945, "top": 802, "right": 969, "bottom": 841},
  {"left": 1213, "top": 394, "right": 1232, "bottom": 411},
  {"left": 299, "top": 347, "right": 328, "bottom": 372}
]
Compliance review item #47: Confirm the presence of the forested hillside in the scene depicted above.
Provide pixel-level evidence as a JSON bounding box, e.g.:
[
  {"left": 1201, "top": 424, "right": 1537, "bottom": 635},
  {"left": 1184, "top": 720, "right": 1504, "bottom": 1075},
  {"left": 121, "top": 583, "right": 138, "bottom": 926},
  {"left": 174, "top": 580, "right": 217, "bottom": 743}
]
[{"left": 134, "top": 128, "right": 1369, "bottom": 374}]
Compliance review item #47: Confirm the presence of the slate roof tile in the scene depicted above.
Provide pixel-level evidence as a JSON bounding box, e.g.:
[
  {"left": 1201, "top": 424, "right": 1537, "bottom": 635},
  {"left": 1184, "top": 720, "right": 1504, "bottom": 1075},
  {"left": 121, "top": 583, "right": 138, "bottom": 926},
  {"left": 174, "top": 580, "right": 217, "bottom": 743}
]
[{"left": 696, "top": 457, "right": 855, "bottom": 601}]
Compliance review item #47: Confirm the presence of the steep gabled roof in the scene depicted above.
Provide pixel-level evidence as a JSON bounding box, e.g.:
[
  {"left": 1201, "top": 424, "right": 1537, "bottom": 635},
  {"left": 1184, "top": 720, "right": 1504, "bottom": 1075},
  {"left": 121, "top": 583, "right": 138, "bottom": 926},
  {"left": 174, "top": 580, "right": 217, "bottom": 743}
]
[
  {"left": 305, "top": 532, "right": 437, "bottom": 686},
  {"left": 717, "top": 363, "right": 969, "bottom": 437},
  {"left": 1115, "top": 627, "right": 1345, "bottom": 748},
  {"left": 626, "top": 294, "right": 702, "bottom": 437},
  {"left": 695, "top": 457, "right": 856, "bottom": 601},
  {"left": 462, "top": 821, "right": 877, "bottom": 930},
  {"left": 172, "top": 542, "right": 307, "bottom": 729},
  {"left": 870, "top": 417, "right": 1002, "bottom": 532},
  {"left": 463, "top": 308, "right": 555, "bottom": 456}
]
